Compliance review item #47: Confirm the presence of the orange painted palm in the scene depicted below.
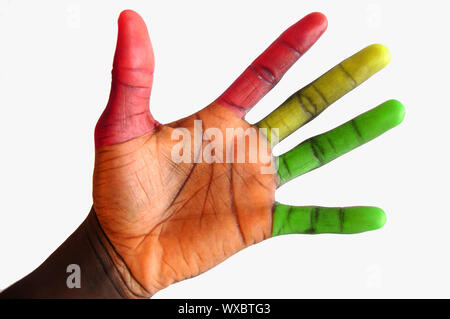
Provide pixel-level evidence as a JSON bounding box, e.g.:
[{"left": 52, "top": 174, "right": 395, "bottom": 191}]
[
  {"left": 94, "top": 104, "right": 277, "bottom": 296},
  {"left": 93, "top": 10, "right": 400, "bottom": 297}
]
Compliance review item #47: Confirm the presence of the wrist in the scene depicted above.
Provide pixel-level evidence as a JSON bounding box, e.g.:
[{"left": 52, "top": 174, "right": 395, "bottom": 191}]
[
  {"left": 0, "top": 207, "right": 150, "bottom": 299},
  {"left": 87, "top": 207, "right": 152, "bottom": 298}
]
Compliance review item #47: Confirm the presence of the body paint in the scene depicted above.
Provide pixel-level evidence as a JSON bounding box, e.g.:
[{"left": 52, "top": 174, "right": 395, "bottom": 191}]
[{"left": 257, "top": 44, "right": 391, "bottom": 143}]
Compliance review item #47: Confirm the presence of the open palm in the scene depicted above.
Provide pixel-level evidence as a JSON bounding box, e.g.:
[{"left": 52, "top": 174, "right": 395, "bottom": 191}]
[{"left": 93, "top": 10, "right": 404, "bottom": 297}]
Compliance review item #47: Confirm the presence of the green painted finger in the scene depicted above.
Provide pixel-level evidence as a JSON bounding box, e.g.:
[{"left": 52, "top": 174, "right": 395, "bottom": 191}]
[
  {"left": 257, "top": 44, "right": 390, "bottom": 144},
  {"left": 277, "top": 99, "right": 405, "bottom": 184},
  {"left": 272, "top": 204, "right": 386, "bottom": 236}
]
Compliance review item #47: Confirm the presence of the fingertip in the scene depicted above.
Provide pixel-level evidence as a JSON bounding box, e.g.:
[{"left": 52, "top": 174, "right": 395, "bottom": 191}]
[
  {"left": 118, "top": 9, "right": 143, "bottom": 23},
  {"left": 306, "top": 12, "right": 328, "bottom": 31},
  {"left": 343, "top": 206, "right": 387, "bottom": 233},
  {"left": 368, "top": 99, "right": 405, "bottom": 133},
  {"left": 282, "top": 11, "right": 328, "bottom": 54},
  {"left": 384, "top": 99, "right": 406, "bottom": 126},
  {"left": 117, "top": 9, "right": 149, "bottom": 38},
  {"left": 366, "top": 206, "right": 387, "bottom": 230},
  {"left": 114, "top": 9, "right": 154, "bottom": 71},
  {"left": 341, "top": 43, "right": 391, "bottom": 85},
  {"left": 367, "top": 43, "right": 391, "bottom": 67}
]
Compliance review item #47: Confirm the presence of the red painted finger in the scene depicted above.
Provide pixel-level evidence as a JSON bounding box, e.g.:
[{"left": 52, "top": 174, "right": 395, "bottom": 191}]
[
  {"left": 215, "top": 12, "right": 328, "bottom": 118},
  {"left": 95, "top": 10, "right": 159, "bottom": 149}
]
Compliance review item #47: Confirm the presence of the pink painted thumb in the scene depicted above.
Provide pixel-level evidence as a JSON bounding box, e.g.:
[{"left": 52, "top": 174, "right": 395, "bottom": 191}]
[{"left": 95, "top": 10, "right": 159, "bottom": 149}]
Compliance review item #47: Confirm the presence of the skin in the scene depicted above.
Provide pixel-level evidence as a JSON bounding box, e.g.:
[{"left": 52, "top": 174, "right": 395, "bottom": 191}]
[{"left": 91, "top": 10, "right": 404, "bottom": 297}]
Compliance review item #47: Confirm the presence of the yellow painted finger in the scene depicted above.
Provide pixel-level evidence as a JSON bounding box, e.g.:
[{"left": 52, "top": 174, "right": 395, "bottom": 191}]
[{"left": 257, "top": 44, "right": 390, "bottom": 144}]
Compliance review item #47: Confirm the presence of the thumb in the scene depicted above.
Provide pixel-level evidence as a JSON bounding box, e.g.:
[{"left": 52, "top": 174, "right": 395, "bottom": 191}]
[{"left": 95, "top": 10, "right": 159, "bottom": 149}]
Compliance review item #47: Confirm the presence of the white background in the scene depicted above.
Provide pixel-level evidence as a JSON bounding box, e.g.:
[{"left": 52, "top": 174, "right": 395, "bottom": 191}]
[{"left": 0, "top": 0, "right": 449, "bottom": 298}]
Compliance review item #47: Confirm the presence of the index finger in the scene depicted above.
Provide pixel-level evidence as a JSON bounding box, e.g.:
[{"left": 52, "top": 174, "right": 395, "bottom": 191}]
[{"left": 215, "top": 12, "right": 328, "bottom": 117}]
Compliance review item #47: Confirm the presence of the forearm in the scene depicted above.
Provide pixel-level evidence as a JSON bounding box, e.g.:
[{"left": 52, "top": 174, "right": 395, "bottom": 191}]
[{"left": 0, "top": 208, "right": 150, "bottom": 299}]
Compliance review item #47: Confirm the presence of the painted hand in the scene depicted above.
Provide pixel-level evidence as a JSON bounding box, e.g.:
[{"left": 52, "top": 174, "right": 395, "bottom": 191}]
[{"left": 93, "top": 10, "right": 404, "bottom": 296}]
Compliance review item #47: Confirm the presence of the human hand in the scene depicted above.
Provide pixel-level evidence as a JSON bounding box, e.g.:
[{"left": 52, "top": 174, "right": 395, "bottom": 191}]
[{"left": 93, "top": 10, "right": 404, "bottom": 297}]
